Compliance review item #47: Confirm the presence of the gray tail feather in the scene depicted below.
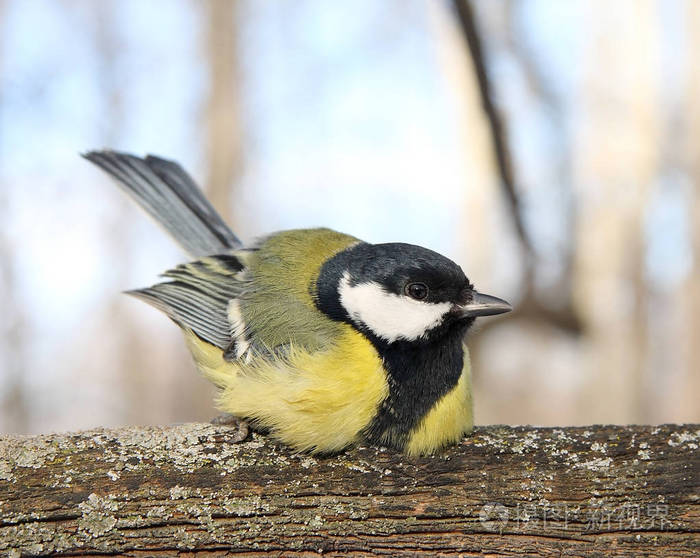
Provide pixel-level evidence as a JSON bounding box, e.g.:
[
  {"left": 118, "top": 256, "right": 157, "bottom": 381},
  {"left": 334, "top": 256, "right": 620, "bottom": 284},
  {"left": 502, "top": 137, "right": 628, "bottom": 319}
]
[{"left": 83, "top": 150, "right": 242, "bottom": 257}]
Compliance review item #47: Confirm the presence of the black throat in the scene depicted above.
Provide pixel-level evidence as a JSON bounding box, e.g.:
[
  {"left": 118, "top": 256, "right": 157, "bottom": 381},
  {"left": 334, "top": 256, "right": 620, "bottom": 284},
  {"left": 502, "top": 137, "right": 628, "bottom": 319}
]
[{"left": 361, "top": 323, "right": 469, "bottom": 450}]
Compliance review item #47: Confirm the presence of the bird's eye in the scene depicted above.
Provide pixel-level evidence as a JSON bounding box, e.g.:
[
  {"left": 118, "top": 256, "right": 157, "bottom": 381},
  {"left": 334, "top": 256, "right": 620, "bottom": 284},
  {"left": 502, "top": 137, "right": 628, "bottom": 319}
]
[{"left": 405, "top": 282, "right": 429, "bottom": 300}]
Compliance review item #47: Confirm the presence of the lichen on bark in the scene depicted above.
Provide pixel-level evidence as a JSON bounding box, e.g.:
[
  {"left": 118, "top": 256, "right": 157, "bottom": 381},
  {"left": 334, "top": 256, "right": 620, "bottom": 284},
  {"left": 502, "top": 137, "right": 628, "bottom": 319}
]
[{"left": 1, "top": 423, "right": 698, "bottom": 556}]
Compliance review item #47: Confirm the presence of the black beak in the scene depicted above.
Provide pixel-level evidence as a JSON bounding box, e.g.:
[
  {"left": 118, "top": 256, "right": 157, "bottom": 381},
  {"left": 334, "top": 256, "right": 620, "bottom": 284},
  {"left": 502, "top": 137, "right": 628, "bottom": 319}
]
[{"left": 455, "top": 292, "right": 512, "bottom": 318}]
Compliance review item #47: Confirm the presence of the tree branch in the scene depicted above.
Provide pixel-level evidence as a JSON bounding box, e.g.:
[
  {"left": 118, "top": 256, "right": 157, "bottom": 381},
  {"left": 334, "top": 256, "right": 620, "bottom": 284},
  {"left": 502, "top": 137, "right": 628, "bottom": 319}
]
[
  {"left": 451, "top": 0, "right": 585, "bottom": 336},
  {"left": 451, "top": 0, "right": 534, "bottom": 274},
  {"left": 2, "top": 423, "right": 697, "bottom": 556}
]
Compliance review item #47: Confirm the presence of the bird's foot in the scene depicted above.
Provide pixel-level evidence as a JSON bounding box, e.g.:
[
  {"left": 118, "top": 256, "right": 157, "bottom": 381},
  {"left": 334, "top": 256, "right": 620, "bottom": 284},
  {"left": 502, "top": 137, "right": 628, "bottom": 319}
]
[{"left": 210, "top": 413, "right": 249, "bottom": 443}]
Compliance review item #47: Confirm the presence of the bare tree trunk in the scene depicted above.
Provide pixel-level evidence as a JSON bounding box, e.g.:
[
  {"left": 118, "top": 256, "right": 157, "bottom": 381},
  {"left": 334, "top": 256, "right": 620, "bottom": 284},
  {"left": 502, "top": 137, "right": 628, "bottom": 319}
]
[
  {"left": 0, "top": 204, "right": 29, "bottom": 435},
  {"left": 682, "top": 0, "right": 700, "bottom": 421},
  {"left": 0, "top": 0, "right": 30, "bottom": 434},
  {"left": 92, "top": 2, "right": 156, "bottom": 426},
  {"left": 1, "top": 423, "right": 697, "bottom": 556},
  {"left": 0, "top": 206, "right": 29, "bottom": 433},
  {"left": 203, "top": 0, "right": 243, "bottom": 221},
  {"left": 573, "top": 0, "right": 660, "bottom": 423}
]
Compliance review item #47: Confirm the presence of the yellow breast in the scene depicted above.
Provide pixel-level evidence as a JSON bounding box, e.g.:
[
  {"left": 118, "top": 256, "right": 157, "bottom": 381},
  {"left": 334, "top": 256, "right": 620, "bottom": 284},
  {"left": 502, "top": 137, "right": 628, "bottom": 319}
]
[{"left": 184, "top": 326, "right": 389, "bottom": 453}]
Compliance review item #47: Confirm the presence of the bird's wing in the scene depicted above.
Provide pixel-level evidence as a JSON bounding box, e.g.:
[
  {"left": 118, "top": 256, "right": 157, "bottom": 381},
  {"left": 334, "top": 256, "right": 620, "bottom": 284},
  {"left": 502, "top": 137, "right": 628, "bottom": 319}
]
[
  {"left": 129, "top": 245, "right": 346, "bottom": 362},
  {"left": 128, "top": 252, "right": 254, "bottom": 357}
]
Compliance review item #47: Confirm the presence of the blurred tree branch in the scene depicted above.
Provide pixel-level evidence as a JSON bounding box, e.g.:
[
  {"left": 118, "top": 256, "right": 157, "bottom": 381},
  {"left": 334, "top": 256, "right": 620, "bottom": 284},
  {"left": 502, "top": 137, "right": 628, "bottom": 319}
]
[
  {"left": 502, "top": 1, "right": 578, "bottom": 308},
  {"left": 451, "top": 0, "right": 582, "bottom": 335},
  {"left": 451, "top": 0, "right": 533, "bottom": 275}
]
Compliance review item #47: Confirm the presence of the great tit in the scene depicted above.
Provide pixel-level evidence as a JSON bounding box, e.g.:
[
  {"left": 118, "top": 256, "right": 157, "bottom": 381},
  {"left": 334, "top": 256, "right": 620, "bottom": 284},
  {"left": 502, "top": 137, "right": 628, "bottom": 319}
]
[{"left": 85, "top": 151, "right": 511, "bottom": 455}]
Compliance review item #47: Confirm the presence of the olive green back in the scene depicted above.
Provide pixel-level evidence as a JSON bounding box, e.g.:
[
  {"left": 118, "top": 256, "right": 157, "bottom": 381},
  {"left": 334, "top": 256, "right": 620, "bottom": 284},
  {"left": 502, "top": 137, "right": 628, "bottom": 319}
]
[{"left": 241, "top": 228, "right": 359, "bottom": 352}]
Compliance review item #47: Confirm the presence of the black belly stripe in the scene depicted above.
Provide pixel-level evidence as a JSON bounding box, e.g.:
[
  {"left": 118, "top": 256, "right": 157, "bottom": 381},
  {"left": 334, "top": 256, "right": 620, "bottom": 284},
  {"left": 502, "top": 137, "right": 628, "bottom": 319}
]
[{"left": 362, "top": 325, "right": 467, "bottom": 450}]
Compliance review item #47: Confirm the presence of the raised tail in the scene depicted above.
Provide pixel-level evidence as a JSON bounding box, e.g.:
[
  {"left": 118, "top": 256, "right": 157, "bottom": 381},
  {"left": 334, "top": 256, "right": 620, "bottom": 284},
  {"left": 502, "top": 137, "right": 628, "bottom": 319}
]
[{"left": 83, "top": 150, "right": 241, "bottom": 257}]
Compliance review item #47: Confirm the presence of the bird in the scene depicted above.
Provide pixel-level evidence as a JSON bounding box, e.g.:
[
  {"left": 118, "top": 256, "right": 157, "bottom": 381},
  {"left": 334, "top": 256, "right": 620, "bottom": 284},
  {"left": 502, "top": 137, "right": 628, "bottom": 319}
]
[{"left": 84, "top": 150, "right": 511, "bottom": 456}]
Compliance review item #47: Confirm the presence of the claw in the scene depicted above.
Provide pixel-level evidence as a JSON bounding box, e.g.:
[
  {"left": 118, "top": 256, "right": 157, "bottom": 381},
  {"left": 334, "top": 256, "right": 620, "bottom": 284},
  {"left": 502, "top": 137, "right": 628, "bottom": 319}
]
[{"left": 210, "top": 413, "right": 249, "bottom": 443}]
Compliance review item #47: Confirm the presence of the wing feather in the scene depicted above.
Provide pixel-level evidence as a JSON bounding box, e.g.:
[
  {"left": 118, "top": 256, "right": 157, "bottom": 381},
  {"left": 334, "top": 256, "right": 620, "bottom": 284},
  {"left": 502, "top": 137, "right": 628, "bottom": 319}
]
[{"left": 129, "top": 254, "right": 250, "bottom": 352}]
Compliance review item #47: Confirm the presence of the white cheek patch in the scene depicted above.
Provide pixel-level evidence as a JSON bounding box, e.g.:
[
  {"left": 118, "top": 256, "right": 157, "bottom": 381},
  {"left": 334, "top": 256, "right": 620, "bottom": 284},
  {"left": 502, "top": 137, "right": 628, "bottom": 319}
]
[{"left": 338, "top": 273, "right": 451, "bottom": 343}]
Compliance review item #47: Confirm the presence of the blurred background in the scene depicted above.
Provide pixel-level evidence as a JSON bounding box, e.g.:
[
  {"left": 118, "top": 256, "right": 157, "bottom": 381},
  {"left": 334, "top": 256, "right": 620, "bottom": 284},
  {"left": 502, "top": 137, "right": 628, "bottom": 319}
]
[{"left": 1, "top": 0, "right": 698, "bottom": 435}]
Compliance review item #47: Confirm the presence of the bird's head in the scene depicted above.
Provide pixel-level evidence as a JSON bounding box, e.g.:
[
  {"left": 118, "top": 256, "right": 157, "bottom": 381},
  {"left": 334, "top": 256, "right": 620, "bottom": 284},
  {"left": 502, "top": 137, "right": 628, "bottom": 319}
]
[{"left": 315, "top": 242, "right": 511, "bottom": 346}]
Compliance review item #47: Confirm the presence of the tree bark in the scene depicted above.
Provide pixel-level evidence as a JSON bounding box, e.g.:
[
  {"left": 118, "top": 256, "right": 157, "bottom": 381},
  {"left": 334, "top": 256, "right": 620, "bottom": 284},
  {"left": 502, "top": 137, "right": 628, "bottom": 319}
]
[{"left": 1, "top": 424, "right": 697, "bottom": 556}]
